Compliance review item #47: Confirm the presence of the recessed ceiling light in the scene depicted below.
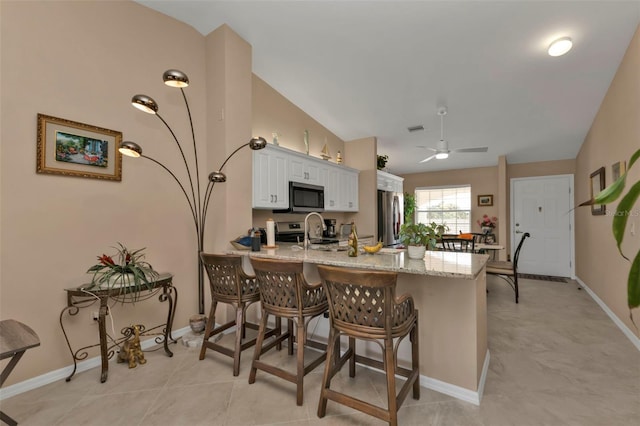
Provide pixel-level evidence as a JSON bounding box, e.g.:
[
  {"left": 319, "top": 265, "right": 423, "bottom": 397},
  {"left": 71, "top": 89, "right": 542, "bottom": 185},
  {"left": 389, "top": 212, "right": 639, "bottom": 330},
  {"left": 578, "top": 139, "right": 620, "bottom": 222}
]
[{"left": 548, "top": 37, "right": 572, "bottom": 57}]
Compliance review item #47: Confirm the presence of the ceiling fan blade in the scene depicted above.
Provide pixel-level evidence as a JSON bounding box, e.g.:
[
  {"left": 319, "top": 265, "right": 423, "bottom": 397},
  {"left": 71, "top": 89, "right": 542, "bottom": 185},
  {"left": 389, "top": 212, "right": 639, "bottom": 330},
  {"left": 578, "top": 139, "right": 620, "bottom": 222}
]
[
  {"left": 453, "top": 147, "right": 488, "bottom": 153},
  {"left": 416, "top": 145, "right": 437, "bottom": 152},
  {"left": 419, "top": 154, "right": 437, "bottom": 163}
]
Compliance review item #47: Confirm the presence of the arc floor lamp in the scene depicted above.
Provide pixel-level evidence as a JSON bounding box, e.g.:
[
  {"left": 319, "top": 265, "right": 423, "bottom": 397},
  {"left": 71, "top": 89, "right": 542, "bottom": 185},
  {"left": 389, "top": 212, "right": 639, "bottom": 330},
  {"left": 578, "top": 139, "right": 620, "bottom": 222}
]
[{"left": 119, "top": 69, "right": 266, "bottom": 314}]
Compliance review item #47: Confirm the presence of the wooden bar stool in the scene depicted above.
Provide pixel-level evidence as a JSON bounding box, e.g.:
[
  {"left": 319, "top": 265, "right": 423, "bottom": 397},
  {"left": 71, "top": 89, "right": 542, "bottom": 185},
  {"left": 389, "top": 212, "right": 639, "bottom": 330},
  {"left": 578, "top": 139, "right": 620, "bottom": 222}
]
[
  {"left": 317, "top": 265, "right": 420, "bottom": 426},
  {"left": 1, "top": 320, "right": 40, "bottom": 426},
  {"left": 248, "top": 257, "right": 329, "bottom": 406},
  {"left": 199, "top": 253, "right": 281, "bottom": 376}
]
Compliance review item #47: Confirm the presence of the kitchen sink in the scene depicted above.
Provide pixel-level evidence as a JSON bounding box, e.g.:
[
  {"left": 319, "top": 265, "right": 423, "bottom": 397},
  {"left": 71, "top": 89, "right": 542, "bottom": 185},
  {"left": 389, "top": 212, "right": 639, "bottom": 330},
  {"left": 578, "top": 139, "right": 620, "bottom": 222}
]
[{"left": 309, "top": 238, "right": 340, "bottom": 245}]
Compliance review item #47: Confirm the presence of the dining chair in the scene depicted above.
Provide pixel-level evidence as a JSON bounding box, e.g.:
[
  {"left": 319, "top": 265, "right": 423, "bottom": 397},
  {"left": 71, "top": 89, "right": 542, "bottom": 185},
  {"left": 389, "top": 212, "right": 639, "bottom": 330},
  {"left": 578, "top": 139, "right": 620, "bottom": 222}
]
[
  {"left": 316, "top": 265, "right": 420, "bottom": 426},
  {"left": 199, "top": 253, "right": 281, "bottom": 376},
  {"left": 486, "top": 232, "right": 530, "bottom": 303},
  {"left": 248, "top": 257, "right": 329, "bottom": 406},
  {"left": 441, "top": 235, "right": 475, "bottom": 252}
]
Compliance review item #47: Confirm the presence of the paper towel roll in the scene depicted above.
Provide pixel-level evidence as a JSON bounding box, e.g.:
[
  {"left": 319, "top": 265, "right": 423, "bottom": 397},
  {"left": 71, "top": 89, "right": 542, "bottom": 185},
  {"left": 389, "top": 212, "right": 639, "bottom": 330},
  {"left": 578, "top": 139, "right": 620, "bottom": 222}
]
[{"left": 266, "top": 218, "right": 275, "bottom": 247}]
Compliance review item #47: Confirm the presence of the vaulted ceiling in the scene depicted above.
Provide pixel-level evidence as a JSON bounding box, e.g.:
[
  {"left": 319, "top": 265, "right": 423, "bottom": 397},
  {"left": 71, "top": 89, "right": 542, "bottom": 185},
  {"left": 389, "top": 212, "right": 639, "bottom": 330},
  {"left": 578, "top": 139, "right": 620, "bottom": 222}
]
[{"left": 136, "top": 1, "right": 639, "bottom": 174}]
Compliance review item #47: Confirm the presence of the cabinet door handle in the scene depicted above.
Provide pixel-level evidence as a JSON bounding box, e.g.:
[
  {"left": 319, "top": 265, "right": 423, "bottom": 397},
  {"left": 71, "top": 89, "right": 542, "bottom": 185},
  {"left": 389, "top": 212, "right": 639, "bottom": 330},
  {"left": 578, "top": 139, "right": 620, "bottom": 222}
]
[
  {"left": 274, "top": 195, "right": 277, "bottom": 203},
  {"left": 270, "top": 195, "right": 273, "bottom": 203}
]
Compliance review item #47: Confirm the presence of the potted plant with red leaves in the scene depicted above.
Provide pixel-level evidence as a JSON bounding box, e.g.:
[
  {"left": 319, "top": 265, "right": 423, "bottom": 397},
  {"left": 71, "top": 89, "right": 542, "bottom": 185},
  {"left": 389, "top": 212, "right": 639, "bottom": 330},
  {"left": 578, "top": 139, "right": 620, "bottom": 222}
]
[{"left": 87, "top": 243, "right": 158, "bottom": 299}]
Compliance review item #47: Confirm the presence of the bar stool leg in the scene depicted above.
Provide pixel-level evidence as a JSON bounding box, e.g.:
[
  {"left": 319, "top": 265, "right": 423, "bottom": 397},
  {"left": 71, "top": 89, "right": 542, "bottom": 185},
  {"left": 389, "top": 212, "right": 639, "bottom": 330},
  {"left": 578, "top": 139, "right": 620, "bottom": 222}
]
[
  {"left": 384, "top": 337, "right": 398, "bottom": 426},
  {"left": 232, "top": 303, "right": 245, "bottom": 376},
  {"left": 248, "top": 310, "right": 269, "bottom": 384},
  {"left": 295, "top": 318, "right": 305, "bottom": 405},
  {"left": 199, "top": 301, "right": 218, "bottom": 360},
  {"left": 317, "top": 327, "right": 338, "bottom": 418}
]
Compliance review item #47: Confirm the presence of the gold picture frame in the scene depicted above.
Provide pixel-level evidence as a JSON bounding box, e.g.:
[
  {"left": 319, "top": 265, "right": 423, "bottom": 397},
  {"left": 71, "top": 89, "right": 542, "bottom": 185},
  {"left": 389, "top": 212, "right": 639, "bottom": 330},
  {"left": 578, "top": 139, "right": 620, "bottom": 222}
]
[
  {"left": 477, "top": 194, "right": 493, "bottom": 207},
  {"left": 590, "top": 167, "right": 606, "bottom": 215},
  {"left": 37, "top": 113, "right": 122, "bottom": 181}
]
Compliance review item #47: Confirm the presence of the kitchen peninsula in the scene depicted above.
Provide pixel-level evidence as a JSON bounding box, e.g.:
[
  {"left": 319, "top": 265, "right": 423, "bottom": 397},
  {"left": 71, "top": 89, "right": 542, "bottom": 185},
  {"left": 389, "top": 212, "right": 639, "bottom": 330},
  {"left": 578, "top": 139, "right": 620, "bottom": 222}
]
[{"left": 231, "top": 245, "right": 490, "bottom": 405}]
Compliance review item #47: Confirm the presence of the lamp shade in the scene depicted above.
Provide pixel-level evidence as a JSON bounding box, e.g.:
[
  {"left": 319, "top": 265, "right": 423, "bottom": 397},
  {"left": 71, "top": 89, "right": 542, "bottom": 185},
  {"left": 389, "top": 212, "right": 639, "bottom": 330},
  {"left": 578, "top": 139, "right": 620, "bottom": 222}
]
[
  {"left": 249, "top": 136, "right": 268, "bottom": 150},
  {"left": 163, "top": 69, "right": 189, "bottom": 88},
  {"left": 119, "top": 141, "right": 143, "bottom": 157},
  {"left": 209, "top": 171, "right": 227, "bottom": 183},
  {"left": 131, "top": 94, "right": 159, "bottom": 114}
]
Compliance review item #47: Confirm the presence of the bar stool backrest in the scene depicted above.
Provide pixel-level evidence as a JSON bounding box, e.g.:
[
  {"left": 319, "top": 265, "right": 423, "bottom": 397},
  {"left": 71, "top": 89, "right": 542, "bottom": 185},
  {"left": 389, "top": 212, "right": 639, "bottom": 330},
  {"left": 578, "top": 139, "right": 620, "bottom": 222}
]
[
  {"left": 250, "top": 257, "right": 326, "bottom": 315},
  {"left": 318, "top": 265, "right": 414, "bottom": 335},
  {"left": 200, "top": 253, "right": 258, "bottom": 302}
]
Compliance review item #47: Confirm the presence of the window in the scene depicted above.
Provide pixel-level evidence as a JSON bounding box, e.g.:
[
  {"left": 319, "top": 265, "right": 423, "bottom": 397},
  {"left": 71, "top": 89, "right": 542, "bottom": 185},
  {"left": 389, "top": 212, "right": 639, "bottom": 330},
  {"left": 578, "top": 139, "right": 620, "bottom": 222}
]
[{"left": 414, "top": 185, "right": 471, "bottom": 233}]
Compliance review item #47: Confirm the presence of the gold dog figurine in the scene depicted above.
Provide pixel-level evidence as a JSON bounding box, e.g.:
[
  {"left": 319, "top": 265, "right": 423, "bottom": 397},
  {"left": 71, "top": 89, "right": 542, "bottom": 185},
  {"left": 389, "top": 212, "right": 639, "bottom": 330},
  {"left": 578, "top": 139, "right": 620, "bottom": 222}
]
[{"left": 117, "top": 324, "right": 146, "bottom": 368}]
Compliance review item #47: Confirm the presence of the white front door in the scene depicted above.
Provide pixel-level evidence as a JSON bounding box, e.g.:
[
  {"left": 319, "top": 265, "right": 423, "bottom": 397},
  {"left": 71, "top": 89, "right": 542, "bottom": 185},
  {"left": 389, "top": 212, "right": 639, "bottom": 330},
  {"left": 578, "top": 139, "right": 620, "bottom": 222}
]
[{"left": 511, "top": 175, "right": 574, "bottom": 277}]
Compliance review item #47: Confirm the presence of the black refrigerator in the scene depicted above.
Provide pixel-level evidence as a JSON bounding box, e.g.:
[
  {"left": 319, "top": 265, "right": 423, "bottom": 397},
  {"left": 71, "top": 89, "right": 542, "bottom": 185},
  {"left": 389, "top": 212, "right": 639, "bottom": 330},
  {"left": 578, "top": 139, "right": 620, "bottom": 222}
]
[{"left": 377, "top": 190, "right": 403, "bottom": 247}]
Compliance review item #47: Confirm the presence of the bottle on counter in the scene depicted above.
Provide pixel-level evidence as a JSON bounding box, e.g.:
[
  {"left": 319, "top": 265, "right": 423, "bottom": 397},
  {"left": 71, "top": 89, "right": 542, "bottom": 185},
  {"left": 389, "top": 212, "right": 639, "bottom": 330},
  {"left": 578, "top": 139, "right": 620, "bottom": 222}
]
[
  {"left": 251, "top": 230, "right": 261, "bottom": 252},
  {"left": 348, "top": 221, "right": 358, "bottom": 257}
]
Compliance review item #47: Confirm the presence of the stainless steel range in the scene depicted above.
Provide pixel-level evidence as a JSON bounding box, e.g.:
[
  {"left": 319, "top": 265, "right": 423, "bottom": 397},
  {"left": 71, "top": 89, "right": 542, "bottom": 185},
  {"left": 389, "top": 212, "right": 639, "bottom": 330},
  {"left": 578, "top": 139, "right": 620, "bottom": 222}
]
[{"left": 275, "top": 221, "right": 339, "bottom": 245}]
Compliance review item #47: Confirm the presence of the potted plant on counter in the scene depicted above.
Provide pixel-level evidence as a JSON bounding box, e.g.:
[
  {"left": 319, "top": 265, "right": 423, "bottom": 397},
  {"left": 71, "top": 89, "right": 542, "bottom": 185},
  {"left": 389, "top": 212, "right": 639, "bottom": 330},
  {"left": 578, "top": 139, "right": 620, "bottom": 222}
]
[
  {"left": 87, "top": 243, "right": 159, "bottom": 300},
  {"left": 399, "top": 222, "right": 449, "bottom": 259}
]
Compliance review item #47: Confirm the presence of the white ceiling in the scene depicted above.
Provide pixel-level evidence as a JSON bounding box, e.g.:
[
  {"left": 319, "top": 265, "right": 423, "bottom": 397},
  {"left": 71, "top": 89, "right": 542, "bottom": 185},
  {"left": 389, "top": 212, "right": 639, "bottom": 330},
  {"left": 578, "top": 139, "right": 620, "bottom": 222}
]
[{"left": 135, "top": 0, "right": 639, "bottom": 174}]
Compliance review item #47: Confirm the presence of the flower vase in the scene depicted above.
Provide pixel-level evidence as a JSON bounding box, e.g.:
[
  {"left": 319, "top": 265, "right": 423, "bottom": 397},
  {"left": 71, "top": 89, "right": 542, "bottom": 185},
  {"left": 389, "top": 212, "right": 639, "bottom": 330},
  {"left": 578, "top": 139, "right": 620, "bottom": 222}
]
[
  {"left": 407, "top": 245, "right": 426, "bottom": 260},
  {"left": 482, "top": 226, "right": 493, "bottom": 235}
]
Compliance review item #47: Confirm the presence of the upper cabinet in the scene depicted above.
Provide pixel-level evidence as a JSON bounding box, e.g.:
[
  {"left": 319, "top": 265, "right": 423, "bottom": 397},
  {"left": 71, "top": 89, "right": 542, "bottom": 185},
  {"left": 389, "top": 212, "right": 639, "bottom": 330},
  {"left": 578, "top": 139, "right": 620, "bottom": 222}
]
[
  {"left": 252, "top": 147, "right": 289, "bottom": 209},
  {"left": 377, "top": 170, "right": 404, "bottom": 194},
  {"left": 325, "top": 165, "right": 359, "bottom": 212},
  {"left": 289, "top": 154, "right": 323, "bottom": 186},
  {"left": 252, "top": 144, "right": 359, "bottom": 212}
]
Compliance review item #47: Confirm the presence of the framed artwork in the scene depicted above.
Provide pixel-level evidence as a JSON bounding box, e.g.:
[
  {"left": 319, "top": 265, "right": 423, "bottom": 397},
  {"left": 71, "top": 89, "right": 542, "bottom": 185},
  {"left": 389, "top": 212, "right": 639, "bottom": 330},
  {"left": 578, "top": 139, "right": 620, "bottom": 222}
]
[
  {"left": 37, "top": 113, "right": 122, "bottom": 181},
  {"left": 477, "top": 194, "right": 493, "bottom": 207},
  {"left": 590, "top": 167, "right": 606, "bottom": 215},
  {"left": 611, "top": 161, "right": 626, "bottom": 182}
]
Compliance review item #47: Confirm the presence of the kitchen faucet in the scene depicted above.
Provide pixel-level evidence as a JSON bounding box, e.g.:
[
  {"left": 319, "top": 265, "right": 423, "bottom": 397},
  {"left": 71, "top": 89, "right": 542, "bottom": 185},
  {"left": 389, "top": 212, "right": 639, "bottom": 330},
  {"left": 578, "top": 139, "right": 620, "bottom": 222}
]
[{"left": 304, "top": 212, "right": 326, "bottom": 250}]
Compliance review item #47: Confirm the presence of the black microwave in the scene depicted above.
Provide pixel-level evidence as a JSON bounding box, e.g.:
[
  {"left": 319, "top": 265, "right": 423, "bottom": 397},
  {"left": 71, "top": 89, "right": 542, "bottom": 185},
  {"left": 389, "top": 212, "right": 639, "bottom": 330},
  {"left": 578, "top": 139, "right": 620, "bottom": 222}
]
[{"left": 274, "top": 181, "right": 324, "bottom": 214}]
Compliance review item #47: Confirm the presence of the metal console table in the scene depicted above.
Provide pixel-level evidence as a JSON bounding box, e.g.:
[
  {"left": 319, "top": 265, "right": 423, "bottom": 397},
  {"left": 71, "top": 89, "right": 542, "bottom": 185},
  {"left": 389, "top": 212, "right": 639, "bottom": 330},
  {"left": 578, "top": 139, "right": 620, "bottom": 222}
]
[{"left": 60, "top": 272, "right": 177, "bottom": 383}]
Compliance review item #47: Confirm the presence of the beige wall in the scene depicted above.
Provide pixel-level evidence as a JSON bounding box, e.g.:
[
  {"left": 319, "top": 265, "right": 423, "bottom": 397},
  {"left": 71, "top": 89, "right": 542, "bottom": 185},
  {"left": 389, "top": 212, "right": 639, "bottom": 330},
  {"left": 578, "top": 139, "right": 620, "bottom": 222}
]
[
  {"left": 575, "top": 25, "right": 640, "bottom": 336},
  {"left": 0, "top": 1, "right": 249, "bottom": 384}
]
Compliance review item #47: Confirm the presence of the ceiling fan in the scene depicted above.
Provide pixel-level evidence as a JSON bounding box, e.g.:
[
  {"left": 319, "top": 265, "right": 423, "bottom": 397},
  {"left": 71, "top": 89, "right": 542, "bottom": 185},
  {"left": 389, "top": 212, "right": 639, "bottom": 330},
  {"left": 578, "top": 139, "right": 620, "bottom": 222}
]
[{"left": 418, "top": 107, "right": 488, "bottom": 163}]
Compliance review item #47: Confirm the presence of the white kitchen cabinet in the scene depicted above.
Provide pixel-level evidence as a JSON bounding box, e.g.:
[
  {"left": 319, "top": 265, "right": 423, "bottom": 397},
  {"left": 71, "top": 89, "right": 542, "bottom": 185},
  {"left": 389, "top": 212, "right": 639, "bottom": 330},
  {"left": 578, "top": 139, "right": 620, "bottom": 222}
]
[
  {"left": 377, "top": 170, "right": 404, "bottom": 194},
  {"left": 324, "top": 163, "right": 359, "bottom": 212},
  {"left": 253, "top": 144, "right": 358, "bottom": 212},
  {"left": 339, "top": 169, "right": 359, "bottom": 211},
  {"left": 252, "top": 147, "right": 289, "bottom": 209},
  {"left": 289, "top": 155, "right": 323, "bottom": 186}
]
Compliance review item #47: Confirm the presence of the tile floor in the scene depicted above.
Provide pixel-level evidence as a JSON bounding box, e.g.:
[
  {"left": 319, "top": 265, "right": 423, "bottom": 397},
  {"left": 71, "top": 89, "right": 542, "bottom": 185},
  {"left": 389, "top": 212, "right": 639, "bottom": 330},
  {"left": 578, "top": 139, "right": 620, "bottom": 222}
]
[{"left": 2, "top": 277, "right": 639, "bottom": 425}]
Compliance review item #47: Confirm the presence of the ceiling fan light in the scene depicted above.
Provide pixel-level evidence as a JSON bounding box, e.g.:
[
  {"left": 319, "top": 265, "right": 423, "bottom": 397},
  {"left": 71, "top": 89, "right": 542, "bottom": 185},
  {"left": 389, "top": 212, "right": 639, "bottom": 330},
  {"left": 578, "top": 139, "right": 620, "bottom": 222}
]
[
  {"left": 548, "top": 37, "right": 572, "bottom": 57},
  {"left": 435, "top": 152, "right": 449, "bottom": 160}
]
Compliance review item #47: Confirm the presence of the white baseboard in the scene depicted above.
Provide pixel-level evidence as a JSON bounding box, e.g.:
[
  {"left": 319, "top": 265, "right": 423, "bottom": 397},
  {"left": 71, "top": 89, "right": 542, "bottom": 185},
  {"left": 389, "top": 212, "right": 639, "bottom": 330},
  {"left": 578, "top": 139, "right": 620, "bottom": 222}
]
[
  {"left": 0, "top": 326, "right": 191, "bottom": 401},
  {"left": 419, "top": 349, "right": 489, "bottom": 406},
  {"left": 575, "top": 277, "right": 640, "bottom": 351}
]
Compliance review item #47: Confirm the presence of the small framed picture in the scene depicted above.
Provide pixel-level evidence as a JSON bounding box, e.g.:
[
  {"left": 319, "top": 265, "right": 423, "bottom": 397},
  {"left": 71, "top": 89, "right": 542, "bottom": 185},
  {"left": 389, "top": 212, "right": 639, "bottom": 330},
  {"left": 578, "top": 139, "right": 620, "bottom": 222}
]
[
  {"left": 37, "top": 113, "right": 122, "bottom": 181},
  {"left": 477, "top": 194, "right": 493, "bottom": 207},
  {"left": 611, "top": 161, "right": 626, "bottom": 182},
  {"left": 590, "top": 167, "right": 606, "bottom": 215}
]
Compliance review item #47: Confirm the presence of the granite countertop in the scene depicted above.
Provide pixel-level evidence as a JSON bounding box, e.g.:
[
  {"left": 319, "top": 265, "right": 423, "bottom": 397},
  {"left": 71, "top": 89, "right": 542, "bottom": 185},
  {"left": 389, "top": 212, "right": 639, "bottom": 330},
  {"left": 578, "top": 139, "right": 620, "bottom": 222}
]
[{"left": 230, "top": 243, "right": 488, "bottom": 279}]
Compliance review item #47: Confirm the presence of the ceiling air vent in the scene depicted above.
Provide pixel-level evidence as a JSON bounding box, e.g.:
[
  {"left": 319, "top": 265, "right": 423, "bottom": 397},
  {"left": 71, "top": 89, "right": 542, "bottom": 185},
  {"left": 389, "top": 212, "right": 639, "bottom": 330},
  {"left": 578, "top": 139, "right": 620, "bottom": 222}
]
[{"left": 407, "top": 125, "right": 424, "bottom": 132}]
